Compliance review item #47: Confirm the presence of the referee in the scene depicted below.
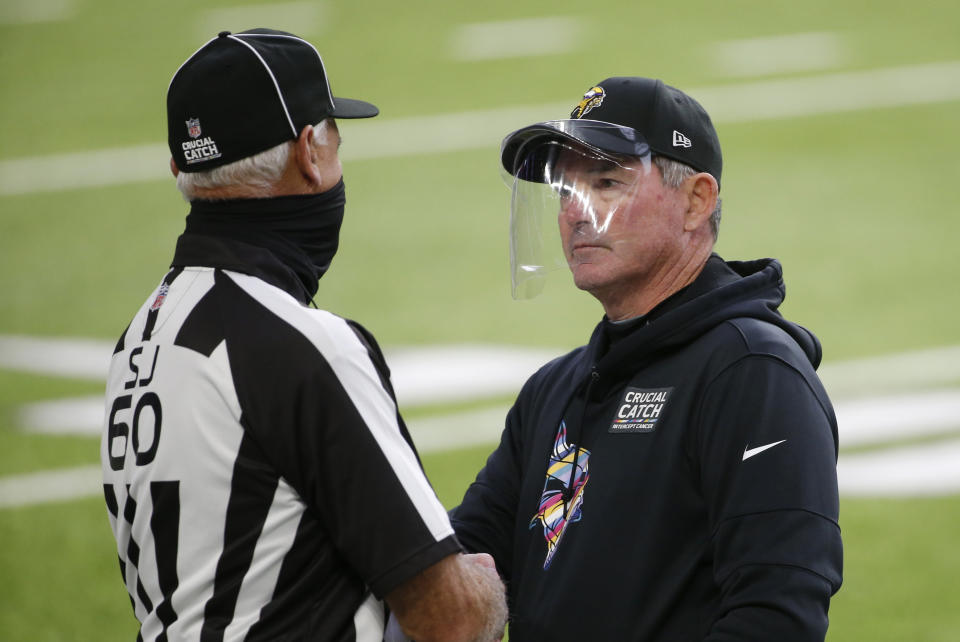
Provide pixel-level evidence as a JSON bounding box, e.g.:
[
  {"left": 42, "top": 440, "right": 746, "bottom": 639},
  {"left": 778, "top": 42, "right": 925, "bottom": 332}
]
[{"left": 101, "top": 29, "right": 506, "bottom": 641}]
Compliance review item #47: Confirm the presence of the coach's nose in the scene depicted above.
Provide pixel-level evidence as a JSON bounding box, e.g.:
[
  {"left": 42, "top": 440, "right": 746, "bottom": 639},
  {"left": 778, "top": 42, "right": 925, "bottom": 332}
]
[{"left": 558, "top": 185, "right": 598, "bottom": 232}]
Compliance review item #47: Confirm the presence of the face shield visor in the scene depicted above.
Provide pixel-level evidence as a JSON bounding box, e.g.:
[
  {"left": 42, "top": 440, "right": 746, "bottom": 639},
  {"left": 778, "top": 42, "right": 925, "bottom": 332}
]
[{"left": 501, "top": 120, "right": 652, "bottom": 299}]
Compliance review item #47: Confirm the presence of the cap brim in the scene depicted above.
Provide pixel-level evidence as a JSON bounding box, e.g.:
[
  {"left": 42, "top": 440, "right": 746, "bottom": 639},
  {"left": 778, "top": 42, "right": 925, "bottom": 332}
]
[
  {"left": 330, "top": 96, "right": 379, "bottom": 119},
  {"left": 501, "top": 119, "right": 650, "bottom": 176}
]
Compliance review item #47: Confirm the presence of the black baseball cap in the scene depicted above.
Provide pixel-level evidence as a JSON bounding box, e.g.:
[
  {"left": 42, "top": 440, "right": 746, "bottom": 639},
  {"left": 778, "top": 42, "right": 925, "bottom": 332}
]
[
  {"left": 168, "top": 28, "right": 379, "bottom": 173},
  {"left": 501, "top": 77, "right": 722, "bottom": 188}
]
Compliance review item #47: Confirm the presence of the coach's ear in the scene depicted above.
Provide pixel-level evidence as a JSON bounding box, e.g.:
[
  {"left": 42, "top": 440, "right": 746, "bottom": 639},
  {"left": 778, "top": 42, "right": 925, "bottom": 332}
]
[
  {"left": 683, "top": 172, "right": 718, "bottom": 233},
  {"left": 170, "top": 158, "right": 180, "bottom": 178}
]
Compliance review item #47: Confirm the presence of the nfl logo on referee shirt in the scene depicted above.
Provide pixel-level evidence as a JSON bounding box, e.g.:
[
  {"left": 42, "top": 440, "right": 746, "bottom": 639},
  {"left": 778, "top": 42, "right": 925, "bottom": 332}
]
[
  {"left": 150, "top": 283, "right": 170, "bottom": 311},
  {"left": 186, "top": 118, "right": 202, "bottom": 139},
  {"left": 609, "top": 387, "right": 673, "bottom": 433}
]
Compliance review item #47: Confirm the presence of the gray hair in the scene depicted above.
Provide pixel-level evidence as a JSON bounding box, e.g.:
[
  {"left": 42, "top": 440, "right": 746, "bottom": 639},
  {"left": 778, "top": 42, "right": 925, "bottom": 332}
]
[
  {"left": 176, "top": 119, "right": 331, "bottom": 200},
  {"left": 652, "top": 155, "right": 722, "bottom": 241}
]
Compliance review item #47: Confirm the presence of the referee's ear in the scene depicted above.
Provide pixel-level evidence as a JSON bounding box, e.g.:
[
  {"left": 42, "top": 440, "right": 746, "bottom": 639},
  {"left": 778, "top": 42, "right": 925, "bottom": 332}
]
[
  {"left": 169, "top": 157, "right": 179, "bottom": 178},
  {"left": 295, "top": 124, "right": 324, "bottom": 189}
]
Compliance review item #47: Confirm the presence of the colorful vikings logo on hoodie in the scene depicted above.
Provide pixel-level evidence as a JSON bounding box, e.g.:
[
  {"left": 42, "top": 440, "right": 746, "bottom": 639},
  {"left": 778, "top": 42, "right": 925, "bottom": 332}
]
[{"left": 530, "top": 421, "right": 591, "bottom": 569}]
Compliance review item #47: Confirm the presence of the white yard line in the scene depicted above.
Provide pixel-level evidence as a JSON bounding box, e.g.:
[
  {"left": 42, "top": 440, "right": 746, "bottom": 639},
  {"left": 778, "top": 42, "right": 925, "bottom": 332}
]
[
  {"left": 835, "top": 389, "right": 960, "bottom": 447},
  {"left": 6, "top": 408, "right": 960, "bottom": 507},
  {"left": 0, "top": 335, "right": 559, "bottom": 413},
  {"left": 19, "top": 384, "right": 960, "bottom": 445},
  {"left": 709, "top": 32, "right": 848, "bottom": 77},
  {"left": 405, "top": 406, "right": 509, "bottom": 452},
  {"left": 4, "top": 60, "right": 960, "bottom": 196},
  {"left": 13, "top": 342, "right": 558, "bottom": 436},
  {"left": 0, "top": 406, "right": 513, "bottom": 508},
  {"left": 17, "top": 396, "right": 102, "bottom": 435},
  {"left": 818, "top": 345, "right": 960, "bottom": 397},
  {"left": 449, "top": 17, "right": 583, "bottom": 61},
  {"left": 0, "top": 0, "right": 75, "bottom": 24},
  {"left": 694, "top": 60, "right": 960, "bottom": 123},
  {"left": 0, "top": 335, "right": 114, "bottom": 380},
  {"left": 0, "top": 145, "right": 170, "bottom": 197},
  {"left": 5, "top": 336, "right": 960, "bottom": 505},
  {"left": 387, "top": 344, "right": 559, "bottom": 406},
  {"left": 0, "top": 465, "right": 102, "bottom": 508},
  {"left": 6, "top": 335, "right": 960, "bottom": 401},
  {"left": 838, "top": 439, "right": 960, "bottom": 497}
]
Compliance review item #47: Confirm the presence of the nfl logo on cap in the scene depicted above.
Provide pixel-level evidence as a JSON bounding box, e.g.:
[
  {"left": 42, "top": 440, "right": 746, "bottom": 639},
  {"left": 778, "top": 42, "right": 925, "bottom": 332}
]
[
  {"left": 186, "top": 118, "right": 202, "bottom": 139},
  {"left": 167, "top": 29, "right": 379, "bottom": 173}
]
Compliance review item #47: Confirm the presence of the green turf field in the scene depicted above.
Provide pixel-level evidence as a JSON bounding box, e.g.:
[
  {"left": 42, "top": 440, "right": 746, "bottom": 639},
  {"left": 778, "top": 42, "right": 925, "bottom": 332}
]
[{"left": 2, "top": 0, "right": 960, "bottom": 639}]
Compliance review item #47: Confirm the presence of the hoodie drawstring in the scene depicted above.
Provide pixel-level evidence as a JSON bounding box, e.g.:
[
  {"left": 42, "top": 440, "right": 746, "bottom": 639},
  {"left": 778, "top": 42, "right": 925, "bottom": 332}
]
[{"left": 563, "top": 367, "right": 599, "bottom": 504}]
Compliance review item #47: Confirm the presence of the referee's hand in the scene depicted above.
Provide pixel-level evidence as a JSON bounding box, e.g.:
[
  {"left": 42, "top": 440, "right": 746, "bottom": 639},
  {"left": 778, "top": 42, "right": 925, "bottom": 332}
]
[
  {"left": 386, "top": 552, "right": 508, "bottom": 642},
  {"left": 467, "top": 552, "right": 497, "bottom": 571}
]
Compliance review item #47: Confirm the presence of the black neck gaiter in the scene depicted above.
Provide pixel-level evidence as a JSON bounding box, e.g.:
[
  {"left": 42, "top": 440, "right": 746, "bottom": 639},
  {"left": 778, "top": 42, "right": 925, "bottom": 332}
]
[{"left": 184, "top": 179, "right": 346, "bottom": 301}]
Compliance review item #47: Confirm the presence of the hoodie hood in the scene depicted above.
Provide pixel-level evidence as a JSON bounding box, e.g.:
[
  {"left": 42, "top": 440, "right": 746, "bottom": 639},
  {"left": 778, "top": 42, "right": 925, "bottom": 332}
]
[{"left": 578, "top": 255, "right": 822, "bottom": 386}]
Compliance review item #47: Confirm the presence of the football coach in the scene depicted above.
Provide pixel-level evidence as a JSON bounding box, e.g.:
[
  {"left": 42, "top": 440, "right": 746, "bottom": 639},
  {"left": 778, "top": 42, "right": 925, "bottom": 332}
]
[
  {"left": 101, "top": 29, "right": 506, "bottom": 641},
  {"left": 451, "top": 77, "right": 843, "bottom": 640}
]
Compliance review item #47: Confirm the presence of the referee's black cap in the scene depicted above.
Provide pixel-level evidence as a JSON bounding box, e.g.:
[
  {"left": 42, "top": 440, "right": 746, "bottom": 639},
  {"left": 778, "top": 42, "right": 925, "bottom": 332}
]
[
  {"left": 501, "top": 77, "right": 722, "bottom": 189},
  {"left": 167, "top": 28, "right": 379, "bottom": 173}
]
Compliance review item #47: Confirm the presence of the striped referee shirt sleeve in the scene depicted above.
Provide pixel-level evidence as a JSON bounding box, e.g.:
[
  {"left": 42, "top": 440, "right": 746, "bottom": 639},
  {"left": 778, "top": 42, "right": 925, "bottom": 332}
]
[{"left": 196, "top": 272, "right": 460, "bottom": 598}]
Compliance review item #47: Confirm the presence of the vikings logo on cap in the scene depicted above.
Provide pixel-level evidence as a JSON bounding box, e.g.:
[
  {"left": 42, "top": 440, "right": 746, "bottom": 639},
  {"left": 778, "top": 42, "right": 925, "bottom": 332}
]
[
  {"left": 571, "top": 85, "right": 605, "bottom": 119},
  {"left": 529, "top": 421, "right": 591, "bottom": 569}
]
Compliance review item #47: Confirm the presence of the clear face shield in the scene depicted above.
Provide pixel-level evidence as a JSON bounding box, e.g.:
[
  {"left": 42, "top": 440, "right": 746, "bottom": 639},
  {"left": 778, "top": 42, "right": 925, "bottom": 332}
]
[{"left": 502, "top": 121, "right": 652, "bottom": 299}]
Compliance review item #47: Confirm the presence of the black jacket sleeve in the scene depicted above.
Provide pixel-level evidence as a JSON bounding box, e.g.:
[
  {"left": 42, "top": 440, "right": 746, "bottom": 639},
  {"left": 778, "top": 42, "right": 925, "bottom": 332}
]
[
  {"left": 695, "top": 353, "right": 843, "bottom": 641},
  {"left": 449, "top": 396, "right": 528, "bottom": 580}
]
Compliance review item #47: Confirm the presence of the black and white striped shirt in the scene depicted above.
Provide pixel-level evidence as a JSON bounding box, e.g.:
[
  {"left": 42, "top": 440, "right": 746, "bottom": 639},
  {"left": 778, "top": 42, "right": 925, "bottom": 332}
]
[{"left": 102, "top": 234, "right": 459, "bottom": 641}]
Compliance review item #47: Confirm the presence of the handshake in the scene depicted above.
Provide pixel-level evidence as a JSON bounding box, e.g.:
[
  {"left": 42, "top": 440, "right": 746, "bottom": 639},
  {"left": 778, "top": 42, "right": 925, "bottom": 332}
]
[{"left": 385, "top": 552, "right": 508, "bottom": 642}]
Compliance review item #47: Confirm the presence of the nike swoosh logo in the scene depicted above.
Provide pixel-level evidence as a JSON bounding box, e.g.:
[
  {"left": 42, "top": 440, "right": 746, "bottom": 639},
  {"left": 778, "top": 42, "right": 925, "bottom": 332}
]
[{"left": 742, "top": 439, "right": 787, "bottom": 461}]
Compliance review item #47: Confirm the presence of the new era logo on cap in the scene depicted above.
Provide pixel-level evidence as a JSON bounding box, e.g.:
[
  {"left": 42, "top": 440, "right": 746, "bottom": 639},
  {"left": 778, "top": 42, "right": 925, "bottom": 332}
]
[{"left": 672, "top": 130, "right": 692, "bottom": 148}]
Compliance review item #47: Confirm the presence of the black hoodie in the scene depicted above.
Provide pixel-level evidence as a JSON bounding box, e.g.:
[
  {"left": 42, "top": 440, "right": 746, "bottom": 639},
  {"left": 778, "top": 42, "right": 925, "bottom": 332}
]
[{"left": 451, "top": 255, "right": 843, "bottom": 641}]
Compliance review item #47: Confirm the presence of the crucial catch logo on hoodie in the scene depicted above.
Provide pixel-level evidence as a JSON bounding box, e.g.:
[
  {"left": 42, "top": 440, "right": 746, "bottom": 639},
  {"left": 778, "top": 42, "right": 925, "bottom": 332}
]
[{"left": 609, "top": 387, "right": 673, "bottom": 433}]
